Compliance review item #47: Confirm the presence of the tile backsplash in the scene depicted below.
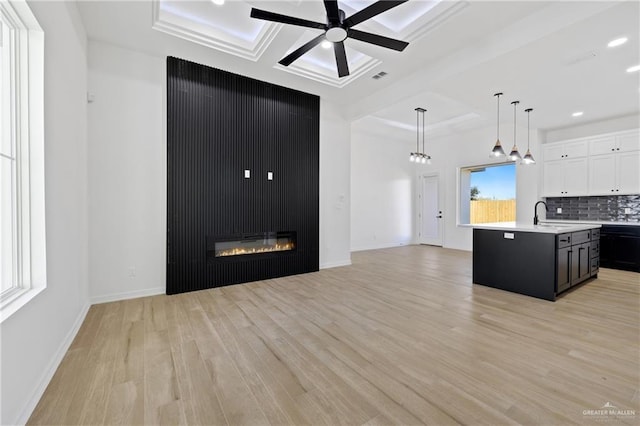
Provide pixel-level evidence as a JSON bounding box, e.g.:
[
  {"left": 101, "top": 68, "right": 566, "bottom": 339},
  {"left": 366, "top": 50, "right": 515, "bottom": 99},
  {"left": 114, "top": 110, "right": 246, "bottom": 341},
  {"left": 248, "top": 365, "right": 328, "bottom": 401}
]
[{"left": 545, "top": 195, "right": 640, "bottom": 222}]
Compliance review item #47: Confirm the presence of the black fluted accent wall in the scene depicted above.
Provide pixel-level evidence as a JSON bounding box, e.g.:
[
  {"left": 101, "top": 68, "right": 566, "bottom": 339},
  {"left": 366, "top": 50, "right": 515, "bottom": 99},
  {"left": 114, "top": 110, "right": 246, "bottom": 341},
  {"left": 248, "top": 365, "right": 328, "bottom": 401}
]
[{"left": 166, "top": 57, "right": 319, "bottom": 295}]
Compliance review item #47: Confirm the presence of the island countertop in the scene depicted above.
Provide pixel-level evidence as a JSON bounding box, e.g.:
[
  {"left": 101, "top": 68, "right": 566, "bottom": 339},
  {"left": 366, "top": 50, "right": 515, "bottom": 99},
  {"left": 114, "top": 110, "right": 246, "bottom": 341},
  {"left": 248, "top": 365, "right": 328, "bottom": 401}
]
[{"left": 472, "top": 221, "right": 601, "bottom": 234}]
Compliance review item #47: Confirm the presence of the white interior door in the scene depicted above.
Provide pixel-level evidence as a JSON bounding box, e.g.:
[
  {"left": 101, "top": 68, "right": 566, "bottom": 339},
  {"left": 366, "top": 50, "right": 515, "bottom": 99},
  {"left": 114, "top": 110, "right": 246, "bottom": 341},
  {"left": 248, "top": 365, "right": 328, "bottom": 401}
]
[{"left": 420, "top": 175, "right": 442, "bottom": 246}]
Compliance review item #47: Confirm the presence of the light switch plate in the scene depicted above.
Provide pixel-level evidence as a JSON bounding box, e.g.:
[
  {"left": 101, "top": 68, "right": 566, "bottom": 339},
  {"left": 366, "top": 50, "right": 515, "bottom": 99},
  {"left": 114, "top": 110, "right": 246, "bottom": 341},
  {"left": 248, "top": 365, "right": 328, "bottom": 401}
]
[
  {"left": 557, "top": 207, "right": 562, "bottom": 214},
  {"left": 244, "top": 170, "right": 250, "bottom": 179},
  {"left": 267, "top": 171, "right": 273, "bottom": 181},
  {"left": 504, "top": 232, "right": 515, "bottom": 240}
]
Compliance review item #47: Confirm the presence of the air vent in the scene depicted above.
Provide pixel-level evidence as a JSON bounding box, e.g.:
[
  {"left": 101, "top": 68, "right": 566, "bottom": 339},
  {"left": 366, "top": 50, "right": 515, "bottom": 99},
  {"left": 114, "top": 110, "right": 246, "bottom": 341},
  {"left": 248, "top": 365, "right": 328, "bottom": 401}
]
[
  {"left": 566, "top": 51, "right": 597, "bottom": 66},
  {"left": 372, "top": 71, "right": 388, "bottom": 80}
]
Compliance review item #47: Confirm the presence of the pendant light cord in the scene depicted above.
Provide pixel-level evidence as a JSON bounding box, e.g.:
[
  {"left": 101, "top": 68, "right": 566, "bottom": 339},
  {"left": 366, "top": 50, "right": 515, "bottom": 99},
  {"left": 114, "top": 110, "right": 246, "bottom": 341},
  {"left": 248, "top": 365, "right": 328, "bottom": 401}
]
[
  {"left": 527, "top": 110, "right": 530, "bottom": 149},
  {"left": 422, "top": 110, "right": 426, "bottom": 154},
  {"left": 416, "top": 109, "right": 419, "bottom": 154},
  {"left": 494, "top": 93, "right": 502, "bottom": 140},
  {"left": 511, "top": 100, "right": 520, "bottom": 146},
  {"left": 513, "top": 102, "right": 516, "bottom": 144}
]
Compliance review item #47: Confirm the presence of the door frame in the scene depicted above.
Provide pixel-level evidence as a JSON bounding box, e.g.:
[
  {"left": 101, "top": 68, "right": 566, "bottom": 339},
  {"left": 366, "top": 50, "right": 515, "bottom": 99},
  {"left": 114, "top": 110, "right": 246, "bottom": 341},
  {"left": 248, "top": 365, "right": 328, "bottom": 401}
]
[{"left": 417, "top": 172, "right": 444, "bottom": 246}]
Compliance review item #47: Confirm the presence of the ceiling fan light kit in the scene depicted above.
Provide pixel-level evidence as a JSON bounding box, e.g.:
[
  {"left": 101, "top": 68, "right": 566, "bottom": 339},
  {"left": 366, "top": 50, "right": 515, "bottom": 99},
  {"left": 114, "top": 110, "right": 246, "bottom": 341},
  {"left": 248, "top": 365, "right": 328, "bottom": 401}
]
[{"left": 250, "top": 0, "right": 410, "bottom": 78}]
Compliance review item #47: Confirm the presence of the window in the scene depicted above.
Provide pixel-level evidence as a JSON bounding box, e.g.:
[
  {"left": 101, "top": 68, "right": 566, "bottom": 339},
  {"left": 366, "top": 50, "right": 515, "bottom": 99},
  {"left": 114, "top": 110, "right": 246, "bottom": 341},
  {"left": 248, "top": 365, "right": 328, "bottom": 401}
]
[
  {"left": 0, "top": 0, "right": 45, "bottom": 322},
  {"left": 459, "top": 163, "right": 516, "bottom": 225}
]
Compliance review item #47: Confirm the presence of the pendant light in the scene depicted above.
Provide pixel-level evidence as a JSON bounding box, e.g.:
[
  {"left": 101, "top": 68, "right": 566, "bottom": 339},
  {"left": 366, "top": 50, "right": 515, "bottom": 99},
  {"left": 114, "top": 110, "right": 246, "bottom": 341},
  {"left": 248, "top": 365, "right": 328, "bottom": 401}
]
[
  {"left": 509, "top": 100, "right": 521, "bottom": 161},
  {"left": 409, "top": 107, "right": 431, "bottom": 164},
  {"left": 490, "top": 93, "right": 506, "bottom": 157},
  {"left": 522, "top": 108, "right": 536, "bottom": 164}
]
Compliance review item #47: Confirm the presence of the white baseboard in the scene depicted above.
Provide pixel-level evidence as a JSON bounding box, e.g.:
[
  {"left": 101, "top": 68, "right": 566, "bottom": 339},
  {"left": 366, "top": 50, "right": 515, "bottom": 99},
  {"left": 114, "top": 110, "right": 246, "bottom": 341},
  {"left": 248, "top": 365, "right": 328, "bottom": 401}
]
[
  {"left": 320, "top": 259, "right": 352, "bottom": 269},
  {"left": 90, "top": 286, "right": 165, "bottom": 305},
  {"left": 15, "top": 302, "right": 90, "bottom": 426},
  {"left": 351, "top": 240, "right": 413, "bottom": 252}
]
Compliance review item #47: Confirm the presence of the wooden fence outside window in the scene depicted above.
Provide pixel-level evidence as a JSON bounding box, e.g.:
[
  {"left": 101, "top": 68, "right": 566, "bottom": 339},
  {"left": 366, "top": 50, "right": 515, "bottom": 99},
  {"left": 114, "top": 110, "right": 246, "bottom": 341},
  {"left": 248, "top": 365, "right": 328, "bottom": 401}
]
[{"left": 470, "top": 199, "right": 516, "bottom": 224}]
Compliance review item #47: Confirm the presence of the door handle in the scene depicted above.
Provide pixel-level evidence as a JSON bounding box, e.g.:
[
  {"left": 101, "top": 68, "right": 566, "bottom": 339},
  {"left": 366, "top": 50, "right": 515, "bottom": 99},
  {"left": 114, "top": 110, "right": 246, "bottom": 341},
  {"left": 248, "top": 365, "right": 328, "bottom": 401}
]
[{"left": 436, "top": 215, "right": 442, "bottom": 218}]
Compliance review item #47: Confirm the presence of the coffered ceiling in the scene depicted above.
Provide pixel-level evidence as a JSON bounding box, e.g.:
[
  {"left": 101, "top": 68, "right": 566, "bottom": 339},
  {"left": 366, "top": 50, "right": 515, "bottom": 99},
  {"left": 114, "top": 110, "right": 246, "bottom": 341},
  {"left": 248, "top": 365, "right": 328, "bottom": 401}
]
[{"left": 77, "top": 0, "right": 640, "bottom": 135}]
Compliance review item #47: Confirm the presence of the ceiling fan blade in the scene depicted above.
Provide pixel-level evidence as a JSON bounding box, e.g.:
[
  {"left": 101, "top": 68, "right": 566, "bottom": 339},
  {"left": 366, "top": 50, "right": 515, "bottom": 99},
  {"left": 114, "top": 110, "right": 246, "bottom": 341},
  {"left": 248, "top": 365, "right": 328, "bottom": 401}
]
[
  {"left": 324, "top": 0, "right": 340, "bottom": 23},
  {"left": 250, "top": 8, "right": 326, "bottom": 30},
  {"left": 334, "top": 41, "right": 350, "bottom": 77},
  {"left": 279, "top": 33, "right": 326, "bottom": 67},
  {"left": 348, "top": 29, "right": 409, "bottom": 51},
  {"left": 344, "top": 0, "right": 408, "bottom": 27}
]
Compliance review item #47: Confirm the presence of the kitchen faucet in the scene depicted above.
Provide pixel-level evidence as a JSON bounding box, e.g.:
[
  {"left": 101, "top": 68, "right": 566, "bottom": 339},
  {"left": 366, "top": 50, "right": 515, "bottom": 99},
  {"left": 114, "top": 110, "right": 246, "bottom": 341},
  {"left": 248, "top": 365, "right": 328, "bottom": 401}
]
[{"left": 534, "top": 201, "right": 548, "bottom": 225}]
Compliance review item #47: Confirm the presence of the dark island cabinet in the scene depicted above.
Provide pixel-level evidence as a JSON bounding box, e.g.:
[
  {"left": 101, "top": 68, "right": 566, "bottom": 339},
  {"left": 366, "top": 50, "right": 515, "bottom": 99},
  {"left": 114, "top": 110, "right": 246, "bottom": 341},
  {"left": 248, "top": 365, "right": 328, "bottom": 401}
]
[
  {"left": 556, "top": 229, "right": 598, "bottom": 294},
  {"left": 473, "top": 225, "right": 600, "bottom": 301}
]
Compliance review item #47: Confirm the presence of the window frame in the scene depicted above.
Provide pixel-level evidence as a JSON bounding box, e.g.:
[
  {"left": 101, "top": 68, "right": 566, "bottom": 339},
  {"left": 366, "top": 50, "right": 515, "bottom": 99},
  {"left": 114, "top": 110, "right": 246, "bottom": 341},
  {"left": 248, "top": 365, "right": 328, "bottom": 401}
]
[
  {"left": 0, "top": 0, "right": 45, "bottom": 323},
  {"left": 458, "top": 162, "right": 517, "bottom": 226}
]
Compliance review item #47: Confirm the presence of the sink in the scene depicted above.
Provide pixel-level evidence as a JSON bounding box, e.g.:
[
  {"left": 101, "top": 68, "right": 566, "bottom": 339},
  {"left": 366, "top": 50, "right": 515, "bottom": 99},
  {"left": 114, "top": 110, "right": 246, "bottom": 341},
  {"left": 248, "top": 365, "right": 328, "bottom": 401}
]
[{"left": 537, "top": 223, "right": 573, "bottom": 228}]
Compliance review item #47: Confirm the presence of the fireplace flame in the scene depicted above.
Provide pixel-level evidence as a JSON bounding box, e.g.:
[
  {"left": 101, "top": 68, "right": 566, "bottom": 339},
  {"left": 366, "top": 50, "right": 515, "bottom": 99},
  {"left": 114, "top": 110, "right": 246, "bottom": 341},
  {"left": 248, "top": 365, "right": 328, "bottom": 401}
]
[{"left": 216, "top": 242, "right": 295, "bottom": 257}]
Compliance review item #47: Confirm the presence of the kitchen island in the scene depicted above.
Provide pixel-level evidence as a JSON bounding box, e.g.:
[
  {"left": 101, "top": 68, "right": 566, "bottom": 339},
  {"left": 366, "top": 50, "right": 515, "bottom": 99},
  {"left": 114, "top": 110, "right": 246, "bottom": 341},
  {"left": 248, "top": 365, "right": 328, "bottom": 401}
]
[{"left": 472, "top": 222, "right": 601, "bottom": 301}]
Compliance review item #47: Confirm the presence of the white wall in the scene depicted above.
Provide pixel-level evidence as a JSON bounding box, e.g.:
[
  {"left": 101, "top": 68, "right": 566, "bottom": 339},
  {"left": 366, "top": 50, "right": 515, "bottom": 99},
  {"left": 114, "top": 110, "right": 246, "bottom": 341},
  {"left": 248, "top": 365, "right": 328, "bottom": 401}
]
[
  {"left": 86, "top": 41, "right": 352, "bottom": 302},
  {"left": 350, "top": 127, "right": 415, "bottom": 251},
  {"left": 544, "top": 113, "right": 640, "bottom": 143},
  {"left": 320, "top": 100, "right": 352, "bottom": 268},
  {"left": 0, "top": 2, "right": 89, "bottom": 425},
  {"left": 87, "top": 41, "right": 165, "bottom": 303},
  {"left": 350, "top": 124, "right": 542, "bottom": 252}
]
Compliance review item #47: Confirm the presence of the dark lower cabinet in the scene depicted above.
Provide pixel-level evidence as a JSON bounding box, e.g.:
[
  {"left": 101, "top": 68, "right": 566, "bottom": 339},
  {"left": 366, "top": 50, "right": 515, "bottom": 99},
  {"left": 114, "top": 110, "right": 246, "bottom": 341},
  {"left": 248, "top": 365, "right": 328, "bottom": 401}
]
[
  {"left": 574, "top": 242, "right": 591, "bottom": 285},
  {"left": 556, "top": 230, "right": 598, "bottom": 294},
  {"left": 600, "top": 225, "right": 640, "bottom": 272},
  {"left": 557, "top": 246, "right": 571, "bottom": 293}
]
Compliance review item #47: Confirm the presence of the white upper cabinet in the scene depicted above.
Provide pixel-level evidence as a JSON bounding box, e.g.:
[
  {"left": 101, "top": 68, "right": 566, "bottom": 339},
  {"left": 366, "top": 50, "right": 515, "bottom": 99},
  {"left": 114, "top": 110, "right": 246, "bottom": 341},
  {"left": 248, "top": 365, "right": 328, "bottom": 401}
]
[
  {"left": 543, "top": 128, "right": 640, "bottom": 197},
  {"left": 541, "top": 138, "right": 589, "bottom": 197},
  {"left": 542, "top": 158, "right": 588, "bottom": 197},
  {"left": 617, "top": 130, "right": 640, "bottom": 153},
  {"left": 589, "top": 130, "right": 640, "bottom": 155},
  {"left": 587, "top": 130, "right": 640, "bottom": 196},
  {"left": 542, "top": 139, "right": 588, "bottom": 161},
  {"left": 589, "top": 152, "right": 640, "bottom": 195},
  {"left": 617, "top": 152, "right": 640, "bottom": 194}
]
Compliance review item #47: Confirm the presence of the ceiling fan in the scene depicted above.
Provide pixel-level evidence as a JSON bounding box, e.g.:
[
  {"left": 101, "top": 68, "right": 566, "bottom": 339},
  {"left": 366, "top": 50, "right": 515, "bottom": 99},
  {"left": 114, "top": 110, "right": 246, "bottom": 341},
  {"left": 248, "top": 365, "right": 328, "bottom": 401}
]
[{"left": 250, "top": 0, "right": 410, "bottom": 78}]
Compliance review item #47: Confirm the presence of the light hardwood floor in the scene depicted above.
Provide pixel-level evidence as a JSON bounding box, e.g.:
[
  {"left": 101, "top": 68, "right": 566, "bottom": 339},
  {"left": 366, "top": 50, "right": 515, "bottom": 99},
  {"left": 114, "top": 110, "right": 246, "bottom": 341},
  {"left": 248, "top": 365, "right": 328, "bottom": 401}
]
[{"left": 29, "top": 245, "right": 639, "bottom": 425}]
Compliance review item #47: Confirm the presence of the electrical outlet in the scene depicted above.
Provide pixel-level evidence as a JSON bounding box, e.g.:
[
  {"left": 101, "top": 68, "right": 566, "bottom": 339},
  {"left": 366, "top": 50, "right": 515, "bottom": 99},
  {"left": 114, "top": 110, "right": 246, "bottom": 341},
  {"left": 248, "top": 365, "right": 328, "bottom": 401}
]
[
  {"left": 557, "top": 207, "right": 562, "bottom": 214},
  {"left": 128, "top": 267, "right": 136, "bottom": 277},
  {"left": 625, "top": 207, "right": 631, "bottom": 214}
]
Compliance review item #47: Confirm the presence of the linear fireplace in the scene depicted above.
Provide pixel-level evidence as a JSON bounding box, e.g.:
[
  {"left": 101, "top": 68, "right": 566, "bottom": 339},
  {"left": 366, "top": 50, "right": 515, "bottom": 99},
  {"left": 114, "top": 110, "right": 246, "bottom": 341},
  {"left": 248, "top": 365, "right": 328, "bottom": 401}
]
[
  {"left": 166, "top": 57, "right": 319, "bottom": 295},
  {"left": 211, "top": 232, "right": 296, "bottom": 258}
]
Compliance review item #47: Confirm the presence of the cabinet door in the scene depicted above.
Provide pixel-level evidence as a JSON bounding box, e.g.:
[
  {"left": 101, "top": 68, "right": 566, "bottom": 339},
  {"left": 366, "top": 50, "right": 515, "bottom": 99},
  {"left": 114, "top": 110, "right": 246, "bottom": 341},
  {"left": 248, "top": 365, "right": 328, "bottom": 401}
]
[
  {"left": 611, "top": 236, "right": 640, "bottom": 273},
  {"left": 575, "top": 242, "right": 591, "bottom": 284},
  {"left": 564, "top": 140, "right": 589, "bottom": 158},
  {"left": 543, "top": 160, "right": 565, "bottom": 196},
  {"left": 588, "top": 154, "right": 616, "bottom": 195},
  {"left": 590, "top": 136, "right": 616, "bottom": 155},
  {"left": 563, "top": 158, "right": 588, "bottom": 196},
  {"left": 616, "top": 130, "right": 640, "bottom": 153},
  {"left": 557, "top": 246, "right": 571, "bottom": 293},
  {"left": 617, "top": 151, "right": 640, "bottom": 194},
  {"left": 599, "top": 234, "right": 614, "bottom": 268},
  {"left": 543, "top": 143, "right": 566, "bottom": 161},
  {"left": 570, "top": 246, "right": 581, "bottom": 286}
]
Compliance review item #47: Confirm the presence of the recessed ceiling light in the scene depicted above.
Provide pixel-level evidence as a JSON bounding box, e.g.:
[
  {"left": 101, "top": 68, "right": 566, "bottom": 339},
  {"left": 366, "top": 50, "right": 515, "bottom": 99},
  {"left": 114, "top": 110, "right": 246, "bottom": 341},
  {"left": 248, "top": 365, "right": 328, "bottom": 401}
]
[
  {"left": 572, "top": 112, "right": 584, "bottom": 117},
  {"left": 211, "top": 0, "right": 224, "bottom": 5},
  {"left": 626, "top": 64, "right": 640, "bottom": 73},
  {"left": 321, "top": 40, "right": 331, "bottom": 49},
  {"left": 607, "top": 37, "right": 628, "bottom": 48}
]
